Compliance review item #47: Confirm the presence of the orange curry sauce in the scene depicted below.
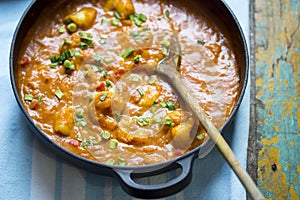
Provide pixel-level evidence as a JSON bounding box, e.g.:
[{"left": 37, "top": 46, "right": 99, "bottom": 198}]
[{"left": 17, "top": 0, "right": 240, "bottom": 166}]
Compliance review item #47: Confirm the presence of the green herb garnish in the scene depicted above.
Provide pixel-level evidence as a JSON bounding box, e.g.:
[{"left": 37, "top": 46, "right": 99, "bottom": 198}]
[
  {"left": 24, "top": 94, "right": 33, "bottom": 101},
  {"left": 67, "top": 23, "right": 77, "bottom": 33},
  {"left": 109, "top": 140, "right": 118, "bottom": 149},
  {"left": 120, "top": 47, "right": 134, "bottom": 59},
  {"left": 63, "top": 60, "right": 75, "bottom": 70},
  {"left": 134, "top": 55, "right": 141, "bottom": 63},
  {"left": 106, "top": 159, "right": 115, "bottom": 165},
  {"left": 59, "top": 26, "right": 65, "bottom": 34},
  {"left": 137, "top": 87, "right": 145, "bottom": 96},
  {"left": 148, "top": 77, "right": 156, "bottom": 85},
  {"left": 80, "top": 140, "right": 91, "bottom": 148},
  {"left": 131, "top": 76, "right": 140, "bottom": 82},
  {"left": 136, "top": 117, "right": 151, "bottom": 126},
  {"left": 114, "top": 11, "right": 121, "bottom": 19},
  {"left": 116, "top": 113, "right": 121, "bottom": 122},
  {"left": 197, "top": 40, "right": 205, "bottom": 45},
  {"left": 101, "top": 18, "right": 109, "bottom": 25},
  {"left": 103, "top": 71, "right": 108, "bottom": 78},
  {"left": 55, "top": 89, "right": 64, "bottom": 99},
  {"left": 164, "top": 10, "right": 170, "bottom": 19},
  {"left": 111, "top": 19, "right": 120, "bottom": 26},
  {"left": 118, "top": 157, "right": 127, "bottom": 166},
  {"left": 197, "top": 134, "right": 205, "bottom": 140},
  {"left": 49, "top": 63, "right": 57, "bottom": 69},
  {"left": 100, "top": 92, "right": 108, "bottom": 101},
  {"left": 37, "top": 95, "right": 42, "bottom": 103},
  {"left": 164, "top": 118, "right": 174, "bottom": 126},
  {"left": 101, "top": 131, "right": 111, "bottom": 140}
]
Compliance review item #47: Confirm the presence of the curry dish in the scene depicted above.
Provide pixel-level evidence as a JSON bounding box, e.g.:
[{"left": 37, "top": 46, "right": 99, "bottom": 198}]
[{"left": 17, "top": 0, "right": 240, "bottom": 166}]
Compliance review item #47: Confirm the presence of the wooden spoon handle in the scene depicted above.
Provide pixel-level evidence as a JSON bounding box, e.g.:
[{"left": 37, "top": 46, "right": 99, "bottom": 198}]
[{"left": 157, "top": 63, "right": 264, "bottom": 200}]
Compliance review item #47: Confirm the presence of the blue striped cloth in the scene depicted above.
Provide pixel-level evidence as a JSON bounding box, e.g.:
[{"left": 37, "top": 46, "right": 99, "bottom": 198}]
[{"left": 0, "top": 0, "right": 249, "bottom": 199}]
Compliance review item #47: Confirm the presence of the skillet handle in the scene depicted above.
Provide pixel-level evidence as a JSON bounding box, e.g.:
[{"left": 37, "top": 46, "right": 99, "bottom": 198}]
[{"left": 113, "top": 154, "right": 194, "bottom": 199}]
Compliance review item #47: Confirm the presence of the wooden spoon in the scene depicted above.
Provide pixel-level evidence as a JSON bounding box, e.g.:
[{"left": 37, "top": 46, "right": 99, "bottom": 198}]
[{"left": 156, "top": 38, "right": 264, "bottom": 200}]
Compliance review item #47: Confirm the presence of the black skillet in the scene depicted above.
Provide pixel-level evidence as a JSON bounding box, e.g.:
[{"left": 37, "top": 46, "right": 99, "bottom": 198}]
[{"left": 10, "top": 0, "right": 248, "bottom": 198}]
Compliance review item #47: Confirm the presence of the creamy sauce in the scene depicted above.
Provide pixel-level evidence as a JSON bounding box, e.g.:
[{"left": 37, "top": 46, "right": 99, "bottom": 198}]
[{"left": 17, "top": 0, "right": 240, "bottom": 166}]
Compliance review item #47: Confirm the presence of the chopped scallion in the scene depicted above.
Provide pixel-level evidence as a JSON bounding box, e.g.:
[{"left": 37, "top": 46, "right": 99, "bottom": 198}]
[
  {"left": 100, "top": 92, "right": 108, "bottom": 101},
  {"left": 80, "top": 140, "right": 91, "bottom": 148},
  {"left": 74, "top": 50, "right": 82, "bottom": 58},
  {"left": 111, "top": 19, "right": 120, "bottom": 26},
  {"left": 137, "top": 87, "right": 145, "bottom": 96},
  {"left": 166, "top": 100, "right": 175, "bottom": 111},
  {"left": 63, "top": 40, "right": 73, "bottom": 46},
  {"left": 49, "top": 63, "right": 57, "bottom": 68},
  {"left": 134, "top": 55, "right": 141, "bottom": 63},
  {"left": 103, "top": 71, "right": 108, "bottom": 78},
  {"left": 109, "top": 140, "right": 118, "bottom": 149},
  {"left": 75, "top": 108, "right": 84, "bottom": 118},
  {"left": 101, "top": 18, "right": 109, "bottom": 25},
  {"left": 75, "top": 117, "right": 87, "bottom": 127},
  {"left": 63, "top": 60, "right": 75, "bottom": 70},
  {"left": 67, "top": 23, "right": 77, "bottom": 33},
  {"left": 101, "top": 131, "right": 111, "bottom": 140},
  {"left": 138, "top": 13, "right": 147, "bottom": 22},
  {"left": 24, "top": 94, "right": 33, "bottom": 101},
  {"left": 106, "top": 80, "right": 112, "bottom": 87},
  {"left": 148, "top": 77, "right": 156, "bottom": 85},
  {"left": 118, "top": 157, "right": 127, "bottom": 166},
  {"left": 114, "top": 11, "right": 121, "bottom": 19},
  {"left": 37, "top": 95, "right": 42, "bottom": 103},
  {"left": 130, "top": 76, "right": 140, "bottom": 82},
  {"left": 197, "top": 40, "right": 205, "bottom": 45},
  {"left": 120, "top": 47, "right": 134, "bottom": 59},
  {"left": 164, "top": 10, "right": 170, "bottom": 19},
  {"left": 197, "top": 134, "right": 205, "bottom": 140},
  {"left": 150, "top": 107, "right": 156, "bottom": 113},
  {"left": 79, "top": 42, "right": 88, "bottom": 50},
  {"left": 50, "top": 55, "right": 57, "bottom": 63},
  {"left": 160, "top": 101, "right": 167, "bottom": 108},
  {"left": 106, "top": 159, "right": 115, "bottom": 165},
  {"left": 164, "top": 118, "right": 174, "bottom": 126},
  {"left": 55, "top": 89, "right": 64, "bottom": 99},
  {"left": 136, "top": 117, "right": 151, "bottom": 126},
  {"left": 59, "top": 26, "right": 65, "bottom": 34},
  {"left": 116, "top": 113, "right": 121, "bottom": 122}
]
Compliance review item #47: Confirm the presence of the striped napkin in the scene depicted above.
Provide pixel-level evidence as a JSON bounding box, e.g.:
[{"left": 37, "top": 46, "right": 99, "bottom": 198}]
[{"left": 0, "top": 0, "right": 249, "bottom": 199}]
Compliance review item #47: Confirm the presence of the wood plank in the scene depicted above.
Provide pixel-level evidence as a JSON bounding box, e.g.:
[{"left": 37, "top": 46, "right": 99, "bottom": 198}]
[{"left": 248, "top": 0, "right": 300, "bottom": 199}]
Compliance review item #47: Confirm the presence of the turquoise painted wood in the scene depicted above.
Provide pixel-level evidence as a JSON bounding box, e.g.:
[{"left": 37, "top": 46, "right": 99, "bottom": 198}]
[{"left": 248, "top": 0, "right": 300, "bottom": 199}]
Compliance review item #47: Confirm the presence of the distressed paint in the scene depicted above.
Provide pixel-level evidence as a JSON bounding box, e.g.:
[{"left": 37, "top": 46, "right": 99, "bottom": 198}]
[{"left": 249, "top": 0, "right": 300, "bottom": 199}]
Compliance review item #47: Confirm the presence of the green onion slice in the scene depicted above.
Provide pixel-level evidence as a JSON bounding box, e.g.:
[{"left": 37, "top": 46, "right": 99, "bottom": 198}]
[
  {"left": 101, "top": 131, "right": 111, "bottom": 140},
  {"left": 148, "top": 77, "right": 156, "bottom": 85},
  {"left": 24, "top": 94, "right": 33, "bottom": 101},
  {"left": 197, "top": 40, "right": 205, "bottom": 45},
  {"left": 131, "top": 76, "right": 140, "bottom": 82},
  {"left": 197, "top": 134, "right": 205, "bottom": 140},
  {"left": 100, "top": 92, "right": 108, "bottom": 101},
  {"left": 120, "top": 47, "right": 134, "bottom": 59},
  {"left": 116, "top": 113, "right": 121, "bottom": 122},
  {"left": 55, "top": 89, "right": 64, "bottom": 99},
  {"left": 109, "top": 140, "right": 118, "bottom": 149},
  {"left": 137, "top": 87, "right": 145, "bottom": 96}
]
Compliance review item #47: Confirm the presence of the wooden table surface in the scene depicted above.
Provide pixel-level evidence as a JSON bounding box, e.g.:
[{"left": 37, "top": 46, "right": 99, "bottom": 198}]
[{"left": 247, "top": 0, "right": 300, "bottom": 199}]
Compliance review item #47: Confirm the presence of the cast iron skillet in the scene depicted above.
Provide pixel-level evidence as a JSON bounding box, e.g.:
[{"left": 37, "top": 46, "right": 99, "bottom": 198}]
[{"left": 10, "top": 0, "right": 248, "bottom": 198}]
